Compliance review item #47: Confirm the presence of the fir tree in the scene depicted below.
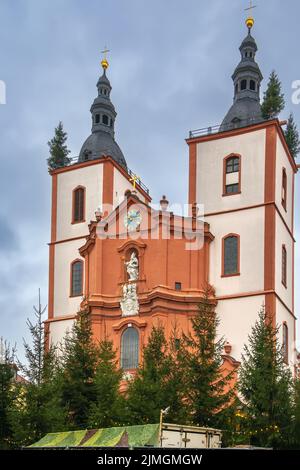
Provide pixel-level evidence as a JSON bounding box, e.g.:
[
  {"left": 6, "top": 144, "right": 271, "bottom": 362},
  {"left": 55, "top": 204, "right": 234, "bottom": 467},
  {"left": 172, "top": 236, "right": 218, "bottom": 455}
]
[
  {"left": 239, "top": 307, "right": 293, "bottom": 448},
  {"left": 292, "top": 379, "right": 300, "bottom": 449},
  {"left": 181, "top": 286, "right": 234, "bottom": 428},
  {"left": 284, "top": 113, "right": 300, "bottom": 159},
  {"left": 14, "top": 290, "right": 65, "bottom": 446},
  {"left": 47, "top": 121, "right": 71, "bottom": 170},
  {"left": 60, "top": 309, "right": 97, "bottom": 429},
  {"left": 261, "top": 71, "right": 285, "bottom": 120},
  {"left": 88, "top": 339, "right": 124, "bottom": 429},
  {"left": 126, "top": 324, "right": 187, "bottom": 425},
  {"left": 0, "top": 339, "right": 16, "bottom": 449}
]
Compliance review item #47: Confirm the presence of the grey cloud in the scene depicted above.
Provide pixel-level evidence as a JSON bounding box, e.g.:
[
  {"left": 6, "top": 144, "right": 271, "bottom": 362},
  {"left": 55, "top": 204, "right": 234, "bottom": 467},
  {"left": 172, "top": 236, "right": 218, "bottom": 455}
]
[{"left": 0, "top": 0, "right": 300, "bottom": 354}]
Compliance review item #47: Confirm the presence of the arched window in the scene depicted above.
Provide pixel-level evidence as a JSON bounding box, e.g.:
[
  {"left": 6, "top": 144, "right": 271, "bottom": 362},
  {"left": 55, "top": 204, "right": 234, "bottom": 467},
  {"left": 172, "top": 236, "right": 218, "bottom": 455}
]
[
  {"left": 222, "top": 234, "right": 240, "bottom": 277},
  {"left": 223, "top": 155, "right": 241, "bottom": 195},
  {"left": 283, "top": 323, "right": 288, "bottom": 363},
  {"left": 282, "top": 168, "right": 287, "bottom": 210},
  {"left": 72, "top": 186, "right": 85, "bottom": 223},
  {"left": 250, "top": 80, "right": 256, "bottom": 91},
  {"left": 102, "top": 114, "right": 109, "bottom": 125},
  {"left": 121, "top": 327, "right": 139, "bottom": 370},
  {"left": 70, "top": 260, "right": 83, "bottom": 297},
  {"left": 95, "top": 114, "right": 100, "bottom": 124},
  {"left": 241, "top": 79, "right": 247, "bottom": 90},
  {"left": 282, "top": 245, "right": 287, "bottom": 287}
]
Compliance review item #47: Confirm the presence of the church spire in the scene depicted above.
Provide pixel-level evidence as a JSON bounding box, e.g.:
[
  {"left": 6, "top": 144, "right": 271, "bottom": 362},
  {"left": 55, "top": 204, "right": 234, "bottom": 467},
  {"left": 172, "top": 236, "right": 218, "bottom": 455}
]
[
  {"left": 221, "top": 5, "right": 263, "bottom": 130},
  {"left": 79, "top": 52, "right": 127, "bottom": 169}
]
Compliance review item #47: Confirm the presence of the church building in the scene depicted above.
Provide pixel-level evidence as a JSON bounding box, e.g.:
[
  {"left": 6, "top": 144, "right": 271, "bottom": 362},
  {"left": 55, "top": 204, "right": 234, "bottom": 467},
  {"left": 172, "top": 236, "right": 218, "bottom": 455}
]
[{"left": 46, "top": 15, "right": 298, "bottom": 378}]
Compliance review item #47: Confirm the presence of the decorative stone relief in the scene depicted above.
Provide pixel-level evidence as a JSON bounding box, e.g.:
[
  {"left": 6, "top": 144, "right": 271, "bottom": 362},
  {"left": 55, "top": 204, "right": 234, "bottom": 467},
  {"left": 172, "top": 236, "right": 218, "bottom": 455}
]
[
  {"left": 120, "top": 252, "right": 139, "bottom": 317},
  {"left": 120, "top": 282, "right": 139, "bottom": 317}
]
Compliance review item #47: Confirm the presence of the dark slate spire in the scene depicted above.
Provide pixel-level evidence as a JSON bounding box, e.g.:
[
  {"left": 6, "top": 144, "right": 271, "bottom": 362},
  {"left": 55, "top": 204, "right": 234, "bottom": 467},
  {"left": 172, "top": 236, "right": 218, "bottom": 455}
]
[
  {"left": 79, "top": 57, "right": 127, "bottom": 169},
  {"left": 221, "top": 18, "right": 263, "bottom": 131}
]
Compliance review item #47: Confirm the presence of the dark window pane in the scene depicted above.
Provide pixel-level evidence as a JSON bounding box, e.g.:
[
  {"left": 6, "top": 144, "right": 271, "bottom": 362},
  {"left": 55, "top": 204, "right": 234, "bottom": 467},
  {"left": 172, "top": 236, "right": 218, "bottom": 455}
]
[
  {"left": 250, "top": 80, "right": 256, "bottom": 91},
  {"left": 241, "top": 79, "right": 247, "bottom": 90},
  {"left": 121, "top": 328, "right": 139, "bottom": 370},
  {"left": 282, "top": 246, "right": 287, "bottom": 286},
  {"left": 226, "top": 157, "right": 239, "bottom": 174},
  {"left": 175, "top": 282, "right": 182, "bottom": 291},
  {"left": 225, "top": 184, "right": 239, "bottom": 194},
  {"left": 224, "top": 236, "right": 238, "bottom": 275},
  {"left": 283, "top": 324, "right": 288, "bottom": 363},
  {"left": 71, "top": 261, "right": 83, "bottom": 296},
  {"left": 102, "top": 114, "right": 109, "bottom": 125},
  {"left": 74, "top": 188, "right": 84, "bottom": 222},
  {"left": 95, "top": 114, "right": 100, "bottom": 124},
  {"left": 282, "top": 170, "right": 287, "bottom": 209}
]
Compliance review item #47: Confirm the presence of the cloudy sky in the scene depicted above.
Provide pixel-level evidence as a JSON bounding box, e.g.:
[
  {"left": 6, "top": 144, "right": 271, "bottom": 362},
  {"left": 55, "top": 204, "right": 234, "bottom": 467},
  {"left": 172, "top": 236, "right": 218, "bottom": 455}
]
[{"left": 0, "top": 0, "right": 299, "bottom": 360}]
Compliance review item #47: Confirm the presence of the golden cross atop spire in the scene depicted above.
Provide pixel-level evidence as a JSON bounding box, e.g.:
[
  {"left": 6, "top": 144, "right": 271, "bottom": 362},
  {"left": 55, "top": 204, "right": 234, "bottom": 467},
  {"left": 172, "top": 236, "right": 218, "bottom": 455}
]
[
  {"left": 245, "top": 0, "right": 257, "bottom": 15},
  {"left": 245, "top": 0, "right": 257, "bottom": 30},
  {"left": 101, "top": 46, "right": 110, "bottom": 70}
]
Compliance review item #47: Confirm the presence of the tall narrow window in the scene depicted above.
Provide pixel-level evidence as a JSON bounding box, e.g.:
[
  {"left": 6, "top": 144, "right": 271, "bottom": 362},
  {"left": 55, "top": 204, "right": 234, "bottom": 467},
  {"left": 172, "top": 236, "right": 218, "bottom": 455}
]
[
  {"left": 223, "top": 234, "right": 240, "bottom": 276},
  {"left": 283, "top": 323, "right": 288, "bottom": 364},
  {"left": 223, "top": 155, "right": 241, "bottom": 195},
  {"left": 121, "top": 327, "right": 139, "bottom": 370},
  {"left": 282, "top": 168, "right": 287, "bottom": 211},
  {"left": 282, "top": 245, "right": 287, "bottom": 287},
  {"left": 102, "top": 114, "right": 109, "bottom": 125},
  {"left": 72, "top": 186, "right": 85, "bottom": 223},
  {"left": 241, "top": 79, "right": 247, "bottom": 90},
  {"left": 71, "top": 260, "right": 83, "bottom": 297}
]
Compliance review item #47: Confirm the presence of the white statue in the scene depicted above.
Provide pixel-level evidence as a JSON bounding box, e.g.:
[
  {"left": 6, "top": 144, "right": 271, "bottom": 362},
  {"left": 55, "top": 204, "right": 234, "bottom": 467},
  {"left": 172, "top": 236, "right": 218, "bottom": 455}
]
[
  {"left": 120, "top": 282, "right": 139, "bottom": 317},
  {"left": 125, "top": 252, "right": 139, "bottom": 281}
]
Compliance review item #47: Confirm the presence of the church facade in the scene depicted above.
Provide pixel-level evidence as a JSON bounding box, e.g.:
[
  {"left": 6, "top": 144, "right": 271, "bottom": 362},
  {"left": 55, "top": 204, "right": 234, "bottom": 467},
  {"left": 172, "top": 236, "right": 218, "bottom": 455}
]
[{"left": 46, "top": 19, "right": 298, "bottom": 376}]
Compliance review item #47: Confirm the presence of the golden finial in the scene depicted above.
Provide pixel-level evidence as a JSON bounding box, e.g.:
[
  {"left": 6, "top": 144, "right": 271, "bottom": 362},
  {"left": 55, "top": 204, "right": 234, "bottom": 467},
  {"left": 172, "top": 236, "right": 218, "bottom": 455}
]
[
  {"left": 245, "top": 0, "right": 257, "bottom": 31},
  {"left": 101, "top": 46, "right": 110, "bottom": 70}
]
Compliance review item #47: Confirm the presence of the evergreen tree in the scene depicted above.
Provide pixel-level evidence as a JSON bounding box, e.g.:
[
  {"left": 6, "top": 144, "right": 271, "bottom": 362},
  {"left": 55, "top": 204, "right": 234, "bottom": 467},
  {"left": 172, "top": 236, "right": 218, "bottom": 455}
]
[
  {"left": 181, "top": 286, "right": 234, "bottom": 428},
  {"left": 47, "top": 121, "right": 71, "bottom": 170},
  {"left": 126, "top": 325, "right": 187, "bottom": 425},
  {"left": 60, "top": 308, "right": 97, "bottom": 429},
  {"left": 14, "top": 290, "right": 65, "bottom": 446},
  {"left": 284, "top": 113, "right": 300, "bottom": 159},
  {"left": 292, "top": 379, "right": 300, "bottom": 449},
  {"left": 88, "top": 339, "right": 124, "bottom": 429},
  {"left": 0, "top": 339, "right": 16, "bottom": 449},
  {"left": 239, "top": 307, "right": 293, "bottom": 448},
  {"left": 261, "top": 71, "right": 285, "bottom": 120}
]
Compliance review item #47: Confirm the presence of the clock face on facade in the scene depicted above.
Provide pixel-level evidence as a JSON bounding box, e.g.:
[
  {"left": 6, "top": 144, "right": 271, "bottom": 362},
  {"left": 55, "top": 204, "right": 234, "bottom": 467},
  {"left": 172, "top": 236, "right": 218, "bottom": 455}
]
[{"left": 124, "top": 209, "right": 142, "bottom": 232}]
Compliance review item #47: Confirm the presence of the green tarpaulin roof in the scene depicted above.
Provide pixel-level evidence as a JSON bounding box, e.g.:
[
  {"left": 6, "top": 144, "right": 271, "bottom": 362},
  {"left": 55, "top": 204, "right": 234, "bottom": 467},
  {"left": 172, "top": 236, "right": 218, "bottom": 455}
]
[{"left": 30, "top": 424, "right": 160, "bottom": 448}]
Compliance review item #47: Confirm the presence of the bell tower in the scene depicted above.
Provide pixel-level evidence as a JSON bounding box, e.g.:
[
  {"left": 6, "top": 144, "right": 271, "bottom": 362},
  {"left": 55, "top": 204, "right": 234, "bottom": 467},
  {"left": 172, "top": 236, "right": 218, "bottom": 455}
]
[
  {"left": 78, "top": 52, "right": 127, "bottom": 169},
  {"left": 46, "top": 55, "right": 151, "bottom": 347},
  {"left": 187, "top": 16, "right": 298, "bottom": 370},
  {"left": 221, "top": 14, "right": 263, "bottom": 130}
]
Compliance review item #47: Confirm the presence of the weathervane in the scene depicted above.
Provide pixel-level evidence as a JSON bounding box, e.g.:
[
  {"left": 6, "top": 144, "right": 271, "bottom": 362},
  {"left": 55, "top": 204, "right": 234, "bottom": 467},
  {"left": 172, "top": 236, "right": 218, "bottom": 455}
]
[
  {"left": 101, "top": 45, "right": 110, "bottom": 70},
  {"left": 245, "top": 0, "right": 257, "bottom": 31}
]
